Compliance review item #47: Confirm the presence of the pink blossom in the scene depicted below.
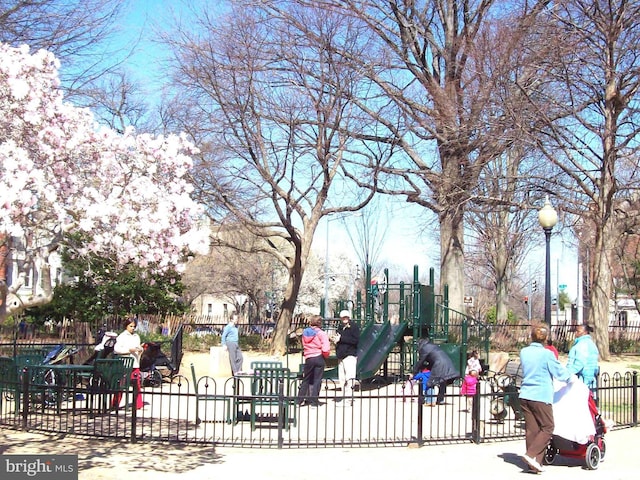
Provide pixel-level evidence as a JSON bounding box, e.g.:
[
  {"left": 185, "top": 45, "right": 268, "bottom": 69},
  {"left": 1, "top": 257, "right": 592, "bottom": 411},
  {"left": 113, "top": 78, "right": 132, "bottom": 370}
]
[{"left": 1, "top": 43, "right": 209, "bottom": 315}]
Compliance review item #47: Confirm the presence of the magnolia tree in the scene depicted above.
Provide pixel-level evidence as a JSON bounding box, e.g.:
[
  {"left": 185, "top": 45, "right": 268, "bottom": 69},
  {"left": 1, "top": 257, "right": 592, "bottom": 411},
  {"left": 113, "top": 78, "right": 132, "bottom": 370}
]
[{"left": 0, "top": 43, "right": 209, "bottom": 318}]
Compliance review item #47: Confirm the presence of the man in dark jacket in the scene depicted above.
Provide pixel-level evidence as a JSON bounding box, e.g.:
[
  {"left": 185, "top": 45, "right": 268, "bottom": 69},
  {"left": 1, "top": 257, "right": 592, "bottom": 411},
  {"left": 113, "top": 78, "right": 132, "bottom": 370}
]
[
  {"left": 412, "top": 338, "right": 460, "bottom": 404},
  {"left": 335, "top": 310, "right": 360, "bottom": 405}
]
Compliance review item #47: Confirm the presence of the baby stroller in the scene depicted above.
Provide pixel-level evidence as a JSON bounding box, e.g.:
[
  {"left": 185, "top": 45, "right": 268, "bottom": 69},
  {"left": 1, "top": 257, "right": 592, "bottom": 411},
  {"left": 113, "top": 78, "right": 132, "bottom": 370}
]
[
  {"left": 139, "top": 342, "right": 178, "bottom": 387},
  {"left": 83, "top": 331, "right": 118, "bottom": 366},
  {"left": 31, "top": 344, "right": 81, "bottom": 406},
  {"left": 43, "top": 344, "right": 80, "bottom": 365},
  {"left": 544, "top": 381, "right": 607, "bottom": 470}
]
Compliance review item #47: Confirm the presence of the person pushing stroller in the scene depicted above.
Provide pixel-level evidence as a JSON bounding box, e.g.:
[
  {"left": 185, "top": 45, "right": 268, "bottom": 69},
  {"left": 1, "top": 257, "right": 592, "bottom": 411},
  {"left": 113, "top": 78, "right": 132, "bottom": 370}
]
[{"left": 518, "top": 322, "right": 575, "bottom": 474}]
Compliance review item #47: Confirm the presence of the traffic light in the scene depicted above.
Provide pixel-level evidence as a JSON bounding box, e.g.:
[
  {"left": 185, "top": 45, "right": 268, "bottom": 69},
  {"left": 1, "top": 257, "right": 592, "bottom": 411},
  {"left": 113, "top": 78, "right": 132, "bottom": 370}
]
[
  {"left": 532, "top": 280, "right": 538, "bottom": 292},
  {"left": 523, "top": 296, "right": 529, "bottom": 305}
]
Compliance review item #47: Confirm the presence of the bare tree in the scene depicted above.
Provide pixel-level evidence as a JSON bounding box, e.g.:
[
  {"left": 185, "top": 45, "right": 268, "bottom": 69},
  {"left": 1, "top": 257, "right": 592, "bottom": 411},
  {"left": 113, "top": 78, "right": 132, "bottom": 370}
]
[
  {"left": 162, "top": 3, "right": 384, "bottom": 354},
  {"left": 0, "top": 1, "right": 161, "bottom": 137},
  {"left": 466, "top": 145, "right": 550, "bottom": 323},
  {"left": 182, "top": 238, "right": 278, "bottom": 323},
  {"left": 520, "top": 0, "right": 640, "bottom": 359},
  {"left": 80, "top": 70, "right": 150, "bottom": 133},
  {"left": 344, "top": 197, "right": 389, "bottom": 277},
  {"left": 283, "top": 0, "right": 556, "bottom": 315},
  {"left": 0, "top": 0, "right": 131, "bottom": 93}
]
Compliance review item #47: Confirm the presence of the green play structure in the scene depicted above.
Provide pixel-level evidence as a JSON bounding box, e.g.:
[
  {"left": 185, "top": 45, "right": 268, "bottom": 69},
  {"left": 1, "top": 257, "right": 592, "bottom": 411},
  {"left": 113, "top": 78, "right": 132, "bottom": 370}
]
[{"left": 321, "top": 265, "right": 491, "bottom": 382}]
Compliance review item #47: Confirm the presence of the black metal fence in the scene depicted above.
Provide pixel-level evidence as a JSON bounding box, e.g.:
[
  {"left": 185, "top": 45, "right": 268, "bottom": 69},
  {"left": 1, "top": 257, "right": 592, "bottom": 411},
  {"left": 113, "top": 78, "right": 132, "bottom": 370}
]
[
  {"left": 1, "top": 367, "right": 637, "bottom": 448},
  {"left": 3, "top": 315, "right": 640, "bottom": 356}
]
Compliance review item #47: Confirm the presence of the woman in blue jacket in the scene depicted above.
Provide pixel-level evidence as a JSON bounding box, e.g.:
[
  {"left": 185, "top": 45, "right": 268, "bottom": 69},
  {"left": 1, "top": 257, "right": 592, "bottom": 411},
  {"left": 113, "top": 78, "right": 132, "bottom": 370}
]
[{"left": 519, "top": 323, "right": 575, "bottom": 473}]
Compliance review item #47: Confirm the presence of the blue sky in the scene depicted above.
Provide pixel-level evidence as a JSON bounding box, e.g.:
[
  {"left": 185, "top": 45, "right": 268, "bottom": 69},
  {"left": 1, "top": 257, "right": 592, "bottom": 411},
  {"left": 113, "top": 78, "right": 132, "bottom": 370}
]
[
  {"left": 112, "top": 2, "right": 439, "bottom": 278},
  {"left": 112, "top": 1, "right": 579, "bottom": 301},
  {"left": 114, "top": 1, "right": 170, "bottom": 85},
  {"left": 313, "top": 199, "right": 439, "bottom": 282}
]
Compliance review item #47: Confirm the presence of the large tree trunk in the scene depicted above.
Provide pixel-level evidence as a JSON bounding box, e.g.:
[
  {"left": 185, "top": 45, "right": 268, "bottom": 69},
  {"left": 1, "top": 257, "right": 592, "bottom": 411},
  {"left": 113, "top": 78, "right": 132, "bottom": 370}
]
[
  {"left": 589, "top": 219, "right": 615, "bottom": 361},
  {"left": 495, "top": 277, "right": 509, "bottom": 324},
  {"left": 271, "top": 265, "right": 303, "bottom": 356},
  {"left": 439, "top": 208, "right": 465, "bottom": 314},
  {"left": 588, "top": 51, "right": 626, "bottom": 361}
]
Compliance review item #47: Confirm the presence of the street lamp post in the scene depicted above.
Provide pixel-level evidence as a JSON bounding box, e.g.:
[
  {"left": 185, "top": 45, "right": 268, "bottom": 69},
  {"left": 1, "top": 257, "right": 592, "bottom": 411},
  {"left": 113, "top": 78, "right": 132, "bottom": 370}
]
[{"left": 538, "top": 196, "right": 558, "bottom": 329}]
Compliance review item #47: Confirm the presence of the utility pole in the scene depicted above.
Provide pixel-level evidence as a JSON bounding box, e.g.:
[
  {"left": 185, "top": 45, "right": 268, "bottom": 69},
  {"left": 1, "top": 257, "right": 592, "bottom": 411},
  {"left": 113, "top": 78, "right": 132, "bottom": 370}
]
[{"left": 528, "top": 281, "right": 532, "bottom": 322}]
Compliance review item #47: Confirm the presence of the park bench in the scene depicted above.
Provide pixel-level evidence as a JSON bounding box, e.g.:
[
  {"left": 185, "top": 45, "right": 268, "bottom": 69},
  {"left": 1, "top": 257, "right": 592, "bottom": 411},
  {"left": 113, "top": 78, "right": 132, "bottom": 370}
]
[
  {"left": 88, "top": 357, "right": 134, "bottom": 413},
  {"left": 249, "top": 366, "right": 296, "bottom": 431},
  {"left": 190, "top": 363, "right": 232, "bottom": 424}
]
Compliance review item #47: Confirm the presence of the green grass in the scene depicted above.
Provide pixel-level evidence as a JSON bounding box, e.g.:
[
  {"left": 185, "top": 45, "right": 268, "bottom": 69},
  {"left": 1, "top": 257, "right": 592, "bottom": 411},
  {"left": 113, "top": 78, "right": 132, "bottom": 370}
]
[{"left": 598, "top": 400, "right": 632, "bottom": 417}]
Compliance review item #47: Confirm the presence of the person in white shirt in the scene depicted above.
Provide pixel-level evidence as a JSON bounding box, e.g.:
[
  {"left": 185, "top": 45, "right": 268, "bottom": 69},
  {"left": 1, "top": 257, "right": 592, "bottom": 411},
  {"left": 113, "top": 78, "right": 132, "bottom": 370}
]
[
  {"left": 465, "top": 350, "right": 482, "bottom": 375},
  {"left": 112, "top": 318, "right": 145, "bottom": 409}
]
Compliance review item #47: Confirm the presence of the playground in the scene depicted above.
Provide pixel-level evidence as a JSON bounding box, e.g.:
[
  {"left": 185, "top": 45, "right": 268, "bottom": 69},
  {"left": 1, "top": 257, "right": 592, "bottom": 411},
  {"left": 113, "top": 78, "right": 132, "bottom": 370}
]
[
  {"left": 1, "top": 265, "right": 638, "bottom": 450},
  {"left": 295, "top": 265, "right": 493, "bottom": 384}
]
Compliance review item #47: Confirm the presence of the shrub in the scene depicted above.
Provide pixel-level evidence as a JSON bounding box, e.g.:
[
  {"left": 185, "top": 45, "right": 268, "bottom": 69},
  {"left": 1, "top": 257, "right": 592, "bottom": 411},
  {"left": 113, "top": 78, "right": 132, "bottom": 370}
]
[
  {"left": 182, "top": 333, "right": 221, "bottom": 352},
  {"left": 240, "top": 334, "right": 264, "bottom": 351},
  {"left": 609, "top": 337, "right": 640, "bottom": 354}
]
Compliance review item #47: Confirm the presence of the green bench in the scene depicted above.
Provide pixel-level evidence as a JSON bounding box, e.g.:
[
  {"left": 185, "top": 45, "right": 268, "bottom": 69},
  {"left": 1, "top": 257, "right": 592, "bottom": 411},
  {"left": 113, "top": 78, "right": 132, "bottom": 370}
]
[
  {"left": 89, "top": 357, "right": 134, "bottom": 413},
  {"left": 190, "top": 363, "right": 232, "bottom": 424},
  {"left": 249, "top": 366, "right": 296, "bottom": 431}
]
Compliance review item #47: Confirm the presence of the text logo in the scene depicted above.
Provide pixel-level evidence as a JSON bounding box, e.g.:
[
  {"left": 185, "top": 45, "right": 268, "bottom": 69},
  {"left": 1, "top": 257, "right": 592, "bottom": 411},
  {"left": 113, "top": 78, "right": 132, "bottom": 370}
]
[{"left": 1, "top": 455, "right": 77, "bottom": 479}]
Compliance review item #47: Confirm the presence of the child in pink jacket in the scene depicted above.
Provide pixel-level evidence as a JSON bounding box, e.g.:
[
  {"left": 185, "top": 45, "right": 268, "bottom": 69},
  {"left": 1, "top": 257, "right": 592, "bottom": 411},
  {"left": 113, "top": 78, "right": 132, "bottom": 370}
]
[{"left": 460, "top": 369, "right": 479, "bottom": 412}]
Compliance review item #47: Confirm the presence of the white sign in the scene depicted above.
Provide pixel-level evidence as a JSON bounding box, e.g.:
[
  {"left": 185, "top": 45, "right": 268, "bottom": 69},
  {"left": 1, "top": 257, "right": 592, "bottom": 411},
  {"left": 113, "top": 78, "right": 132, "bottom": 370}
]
[{"left": 463, "top": 296, "right": 474, "bottom": 306}]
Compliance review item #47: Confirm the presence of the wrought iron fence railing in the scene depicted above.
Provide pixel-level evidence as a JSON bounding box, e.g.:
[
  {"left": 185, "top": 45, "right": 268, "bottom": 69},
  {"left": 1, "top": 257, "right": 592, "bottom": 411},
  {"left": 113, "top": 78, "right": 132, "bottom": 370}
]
[
  {"left": 3, "top": 316, "right": 640, "bottom": 357},
  {"left": 1, "top": 367, "right": 636, "bottom": 448}
]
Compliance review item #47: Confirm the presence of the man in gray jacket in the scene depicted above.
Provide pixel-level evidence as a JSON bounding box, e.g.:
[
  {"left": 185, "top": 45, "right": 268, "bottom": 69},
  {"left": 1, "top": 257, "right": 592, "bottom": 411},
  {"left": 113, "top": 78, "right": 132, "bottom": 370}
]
[{"left": 412, "top": 338, "right": 460, "bottom": 404}]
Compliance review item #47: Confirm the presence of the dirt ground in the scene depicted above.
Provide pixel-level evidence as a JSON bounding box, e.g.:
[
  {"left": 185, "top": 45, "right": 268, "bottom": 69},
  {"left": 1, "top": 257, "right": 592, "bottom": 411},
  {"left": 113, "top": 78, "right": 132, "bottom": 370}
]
[
  {"left": 181, "top": 349, "right": 640, "bottom": 380},
  {"left": 181, "top": 349, "right": 302, "bottom": 378}
]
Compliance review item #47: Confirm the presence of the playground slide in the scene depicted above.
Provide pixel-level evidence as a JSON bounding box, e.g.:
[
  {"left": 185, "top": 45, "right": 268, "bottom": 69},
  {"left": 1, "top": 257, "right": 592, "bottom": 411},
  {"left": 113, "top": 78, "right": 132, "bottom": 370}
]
[{"left": 356, "top": 321, "right": 409, "bottom": 380}]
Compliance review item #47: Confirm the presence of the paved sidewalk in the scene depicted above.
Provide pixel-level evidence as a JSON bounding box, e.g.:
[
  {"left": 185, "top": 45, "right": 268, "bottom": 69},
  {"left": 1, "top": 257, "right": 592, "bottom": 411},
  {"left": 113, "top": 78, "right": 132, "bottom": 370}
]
[{"left": 1, "top": 426, "right": 637, "bottom": 479}]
